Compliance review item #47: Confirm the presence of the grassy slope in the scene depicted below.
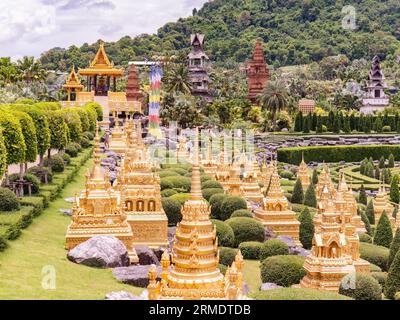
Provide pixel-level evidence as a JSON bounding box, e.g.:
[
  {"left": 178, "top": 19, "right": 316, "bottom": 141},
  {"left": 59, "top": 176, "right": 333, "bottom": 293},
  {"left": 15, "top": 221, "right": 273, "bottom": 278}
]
[{"left": 0, "top": 159, "right": 143, "bottom": 300}]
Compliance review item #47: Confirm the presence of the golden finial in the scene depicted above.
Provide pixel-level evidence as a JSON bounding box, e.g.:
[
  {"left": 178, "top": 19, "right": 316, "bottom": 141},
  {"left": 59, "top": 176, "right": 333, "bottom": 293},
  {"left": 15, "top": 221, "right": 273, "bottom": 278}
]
[{"left": 190, "top": 127, "right": 203, "bottom": 201}]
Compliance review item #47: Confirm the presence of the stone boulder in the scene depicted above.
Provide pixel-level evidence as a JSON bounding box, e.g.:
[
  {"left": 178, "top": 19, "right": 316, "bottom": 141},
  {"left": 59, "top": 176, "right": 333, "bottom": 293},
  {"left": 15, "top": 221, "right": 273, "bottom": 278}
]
[
  {"left": 112, "top": 265, "right": 162, "bottom": 288},
  {"left": 135, "top": 245, "right": 160, "bottom": 265},
  {"left": 105, "top": 291, "right": 142, "bottom": 300},
  {"left": 260, "top": 283, "right": 283, "bottom": 291},
  {"left": 67, "top": 236, "right": 130, "bottom": 268}
]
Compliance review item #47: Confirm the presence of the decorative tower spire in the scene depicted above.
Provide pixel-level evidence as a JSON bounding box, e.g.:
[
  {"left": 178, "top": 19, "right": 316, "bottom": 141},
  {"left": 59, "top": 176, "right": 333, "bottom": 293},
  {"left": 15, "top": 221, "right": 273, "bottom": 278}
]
[{"left": 190, "top": 127, "right": 203, "bottom": 201}]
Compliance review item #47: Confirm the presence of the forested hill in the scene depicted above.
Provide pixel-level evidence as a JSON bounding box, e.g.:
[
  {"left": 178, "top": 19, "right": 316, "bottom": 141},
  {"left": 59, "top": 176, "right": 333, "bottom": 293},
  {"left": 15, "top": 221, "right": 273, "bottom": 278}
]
[{"left": 40, "top": 0, "right": 400, "bottom": 71}]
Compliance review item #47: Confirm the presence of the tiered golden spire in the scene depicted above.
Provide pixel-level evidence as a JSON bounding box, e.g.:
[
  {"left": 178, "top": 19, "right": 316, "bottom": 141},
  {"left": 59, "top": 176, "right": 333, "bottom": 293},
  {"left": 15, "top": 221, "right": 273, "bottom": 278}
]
[
  {"left": 148, "top": 128, "right": 245, "bottom": 300},
  {"left": 297, "top": 153, "right": 310, "bottom": 190},
  {"left": 373, "top": 174, "right": 395, "bottom": 226}
]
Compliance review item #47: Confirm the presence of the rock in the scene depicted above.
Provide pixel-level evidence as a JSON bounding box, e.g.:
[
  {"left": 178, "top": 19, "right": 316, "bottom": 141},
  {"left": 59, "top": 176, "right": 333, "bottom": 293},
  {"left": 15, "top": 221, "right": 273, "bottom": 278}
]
[
  {"left": 135, "top": 245, "right": 160, "bottom": 265},
  {"left": 264, "top": 228, "right": 276, "bottom": 241},
  {"left": 59, "top": 208, "right": 72, "bottom": 216},
  {"left": 242, "top": 283, "right": 250, "bottom": 295},
  {"left": 64, "top": 197, "right": 75, "bottom": 203},
  {"left": 260, "top": 283, "right": 283, "bottom": 291},
  {"left": 105, "top": 291, "right": 142, "bottom": 300},
  {"left": 112, "top": 265, "right": 162, "bottom": 288},
  {"left": 67, "top": 236, "right": 130, "bottom": 268}
]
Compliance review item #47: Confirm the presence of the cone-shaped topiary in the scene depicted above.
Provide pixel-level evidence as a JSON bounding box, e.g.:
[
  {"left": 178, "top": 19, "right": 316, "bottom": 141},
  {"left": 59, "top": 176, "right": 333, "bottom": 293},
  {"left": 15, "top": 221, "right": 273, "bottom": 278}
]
[
  {"left": 384, "top": 250, "right": 400, "bottom": 299},
  {"left": 311, "top": 169, "right": 318, "bottom": 185},
  {"left": 359, "top": 184, "right": 368, "bottom": 206},
  {"left": 361, "top": 210, "right": 372, "bottom": 236},
  {"left": 366, "top": 199, "right": 375, "bottom": 225},
  {"left": 374, "top": 211, "right": 393, "bottom": 248},
  {"left": 388, "top": 153, "right": 395, "bottom": 168},
  {"left": 339, "top": 273, "right": 382, "bottom": 300},
  {"left": 291, "top": 178, "right": 304, "bottom": 204},
  {"left": 304, "top": 183, "right": 317, "bottom": 208},
  {"left": 379, "top": 156, "right": 385, "bottom": 169},
  {"left": 390, "top": 175, "right": 400, "bottom": 204},
  {"left": 388, "top": 228, "right": 400, "bottom": 269},
  {"left": 299, "top": 207, "right": 314, "bottom": 249}
]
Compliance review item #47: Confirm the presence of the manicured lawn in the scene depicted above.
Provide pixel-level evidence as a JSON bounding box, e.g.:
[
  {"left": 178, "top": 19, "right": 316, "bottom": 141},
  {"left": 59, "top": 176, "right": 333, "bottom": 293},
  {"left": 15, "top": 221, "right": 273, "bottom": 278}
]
[
  {"left": 242, "top": 259, "right": 261, "bottom": 294},
  {"left": 0, "top": 159, "right": 143, "bottom": 300}
]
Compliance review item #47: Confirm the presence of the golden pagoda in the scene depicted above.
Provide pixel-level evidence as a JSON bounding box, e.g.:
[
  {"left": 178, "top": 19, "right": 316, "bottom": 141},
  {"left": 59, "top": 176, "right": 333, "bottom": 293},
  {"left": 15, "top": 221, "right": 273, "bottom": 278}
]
[
  {"left": 222, "top": 165, "right": 244, "bottom": 197},
  {"left": 114, "top": 120, "right": 168, "bottom": 248},
  {"left": 65, "top": 127, "right": 138, "bottom": 263},
  {"left": 373, "top": 178, "right": 394, "bottom": 223},
  {"left": 214, "top": 151, "right": 231, "bottom": 184},
  {"left": 109, "top": 110, "right": 128, "bottom": 154},
  {"left": 147, "top": 128, "right": 245, "bottom": 300},
  {"left": 78, "top": 42, "right": 124, "bottom": 96},
  {"left": 201, "top": 137, "right": 217, "bottom": 176},
  {"left": 316, "top": 164, "right": 336, "bottom": 201},
  {"left": 300, "top": 200, "right": 355, "bottom": 291},
  {"left": 254, "top": 164, "right": 301, "bottom": 246},
  {"left": 241, "top": 158, "right": 263, "bottom": 205},
  {"left": 63, "top": 66, "right": 83, "bottom": 101},
  {"left": 297, "top": 154, "right": 310, "bottom": 190},
  {"left": 260, "top": 160, "right": 274, "bottom": 195}
]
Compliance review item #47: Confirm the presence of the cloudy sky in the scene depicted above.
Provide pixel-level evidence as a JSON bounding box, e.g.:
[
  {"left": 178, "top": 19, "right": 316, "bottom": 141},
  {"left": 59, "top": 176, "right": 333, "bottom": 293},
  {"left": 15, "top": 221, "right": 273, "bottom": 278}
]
[{"left": 0, "top": 0, "right": 207, "bottom": 60}]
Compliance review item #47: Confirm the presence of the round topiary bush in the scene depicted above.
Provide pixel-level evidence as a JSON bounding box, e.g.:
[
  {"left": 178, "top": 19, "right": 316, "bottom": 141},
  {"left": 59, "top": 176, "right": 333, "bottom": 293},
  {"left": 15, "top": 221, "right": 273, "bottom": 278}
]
[
  {"left": 6, "top": 173, "right": 40, "bottom": 195},
  {"left": 259, "top": 239, "right": 290, "bottom": 261},
  {"left": 225, "top": 217, "right": 265, "bottom": 247},
  {"left": 211, "top": 219, "right": 235, "bottom": 247},
  {"left": 382, "top": 125, "right": 391, "bottom": 133},
  {"left": 201, "top": 175, "right": 212, "bottom": 183},
  {"left": 202, "top": 188, "right": 224, "bottom": 201},
  {"left": 238, "top": 241, "right": 263, "bottom": 260},
  {"left": 209, "top": 193, "right": 228, "bottom": 219},
  {"left": 220, "top": 196, "right": 248, "bottom": 221},
  {"left": 370, "top": 272, "right": 387, "bottom": 290},
  {"left": 65, "top": 143, "right": 78, "bottom": 157},
  {"left": 0, "top": 187, "right": 20, "bottom": 211},
  {"left": 44, "top": 154, "right": 65, "bottom": 173},
  {"left": 360, "top": 242, "right": 390, "bottom": 271},
  {"left": 82, "top": 131, "right": 94, "bottom": 141},
  {"left": 260, "top": 255, "right": 306, "bottom": 287},
  {"left": 160, "top": 189, "right": 178, "bottom": 198},
  {"left": 27, "top": 166, "right": 53, "bottom": 184},
  {"left": 202, "top": 180, "right": 223, "bottom": 190},
  {"left": 61, "top": 152, "right": 71, "bottom": 165},
  {"left": 219, "top": 247, "right": 238, "bottom": 266},
  {"left": 231, "top": 209, "right": 253, "bottom": 218},
  {"left": 169, "top": 193, "right": 190, "bottom": 205},
  {"left": 279, "top": 170, "right": 294, "bottom": 180},
  {"left": 70, "top": 142, "right": 82, "bottom": 152},
  {"left": 161, "top": 198, "right": 182, "bottom": 226},
  {"left": 160, "top": 176, "right": 191, "bottom": 192},
  {"left": 339, "top": 273, "right": 382, "bottom": 300},
  {"left": 359, "top": 233, "right": 372, "bottom": 243},
  {"left": 80, "top": 137, "right": 91, "bottom": 148},
  {"left": 159, "top": 170, "right": 180, "bottom": 179},
  {"left": 169, "top": 167, "right": 188, "bottom": 176}
]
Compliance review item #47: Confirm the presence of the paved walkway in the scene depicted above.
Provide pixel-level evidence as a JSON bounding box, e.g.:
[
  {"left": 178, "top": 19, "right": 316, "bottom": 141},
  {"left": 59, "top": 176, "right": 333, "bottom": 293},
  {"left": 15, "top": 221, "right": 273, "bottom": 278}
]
[{"left": 7, "top": 149, "right": 59, "bottom": 175}]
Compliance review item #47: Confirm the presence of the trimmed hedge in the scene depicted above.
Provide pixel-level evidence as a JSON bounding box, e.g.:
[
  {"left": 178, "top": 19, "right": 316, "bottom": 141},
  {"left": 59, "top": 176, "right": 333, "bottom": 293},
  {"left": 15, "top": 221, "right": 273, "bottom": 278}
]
[
  {"left": 160, "top": 176, "right": 191, "bottom": 192},
  {"left": 169, "top": 193, "right": 190, "bottom": 205},
  {"left": 219, "top": 247, "right": 238, "bottom": 266},
  {"left": 252, "top": 288, "right": 351, "bottom": 300},
  {"left": 278, "top": 145, "right": 400, "bottom": 165},
  {"left": 231, "top": 209, "right": 253, "bottom": 218},
  {"left": 27, "top": 166, "right": 53, "bottom": 183},
  {"left": 260, "top": 255, "right": 306, "bottom": 287},
  {"left": 6, "top": 173, "right": 40, "bottom": 195},
  {"left": 211, "top": 219, "right": 235, "bottom": 247},
  {"left": 161, "top": 198, "right": 182, "bottom": 226},
  {"left": 259, "top": 239, "right": 290, "bottom": 261},
  {"left": 225, "top": 217, "right": 265, "bottom": 247},
  {"left": 220, "top": 196, "right": 248, "bottom": 221},
  {"left": 238, "top": 241, "right": 263, "bottom": 259},
  {"left": 202, "top": 180, "right": 223, "bottom": 190},
  {"left": 359, "top": 233, "right": 372, "bottom": 244},
  {"left": 370, "top": 272, "right": 387, "bottom": 290},
  {"left": 339, "top": 273, "right": 382, "bottom": 300},
  {"left": 0, "top": 187, "right": 20, "bottom": 211},
  {"left": 160, "top": 189, "right": 178, "bottom": 198},
  {"left": 360, "top": 242, "right": 390, "bottom": 271},
  {"left": 209, "top": 193, "right": 228, "bottom": 219},
  {"left": 202, "top": 188, "right": 224, "bottom": 201}
]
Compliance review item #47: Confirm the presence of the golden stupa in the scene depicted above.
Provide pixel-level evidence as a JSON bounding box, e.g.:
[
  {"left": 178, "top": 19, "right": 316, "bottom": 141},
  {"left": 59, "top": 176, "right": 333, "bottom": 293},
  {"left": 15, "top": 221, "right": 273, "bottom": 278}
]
[
  {"left": 214, "top": 151, "right": 231, "bottom": 183},
  {"left": 316, "top": 164, "right": 337, "bottom": 201},
  {"left": 300, "top": 199, "right": 356, "bottom": 291},
  {"left": 260, "top": 160, "right": 274, "bottom": 195},
  {"left": 254, "top": 163, "right": 301, "bottom": 246},
  {"left": 109, "top": 109, "right": 128, "bottom": 155},
  {"left": 241, "top": 158, "right": 263, "bottom": 205},
  {"left": 373, "top": 178, "right": 394, "bottom": 223},
  {"left": 65, "top": 126, "right": 138, "bottom": 263},
  {"left": 297, "top": 154, "right": 310, "bottom": 190},
  {"left": 201, "top": 137, "right": 218, "bottom": 176},
  {"left": 147, "top": 128, "right": 246, "bottom": 300},
  {"left": 114, "top": 119, "right": 168, "bottom": 248},
  {"left": 221, "top": 165, "right": 244, "bottom": 197}
]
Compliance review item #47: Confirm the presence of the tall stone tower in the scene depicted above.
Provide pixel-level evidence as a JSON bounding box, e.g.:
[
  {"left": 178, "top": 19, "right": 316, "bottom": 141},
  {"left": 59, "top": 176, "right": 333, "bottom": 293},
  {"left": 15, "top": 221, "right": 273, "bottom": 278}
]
[
  {"left": 246, "top": 39, "right": 269, "bottom": 104},
  {"left": 126, "top": 64, "right": 144, "bottom": 105}
]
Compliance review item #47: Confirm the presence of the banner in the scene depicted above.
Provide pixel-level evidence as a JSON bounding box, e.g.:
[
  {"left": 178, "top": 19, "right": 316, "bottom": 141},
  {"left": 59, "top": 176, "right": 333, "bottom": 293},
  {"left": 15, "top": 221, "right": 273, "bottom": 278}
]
[{"left": 148, "top": 64, "right": 163, "bottom": 139}]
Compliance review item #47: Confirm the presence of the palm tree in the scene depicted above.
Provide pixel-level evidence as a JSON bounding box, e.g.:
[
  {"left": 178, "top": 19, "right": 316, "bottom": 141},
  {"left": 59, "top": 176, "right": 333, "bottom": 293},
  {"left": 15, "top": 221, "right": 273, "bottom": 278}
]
[
  {"left": 0, "top": 58, "right": 18, "bottom": 84},
  {"left": 164, "top": 64, "right": 192, "bottom": 95},
  {"left": 258, "top": 80, "right": 289, "bottom": 131},
  {"left": 16, "top": 56, "right": 47, "bottom": 84}
]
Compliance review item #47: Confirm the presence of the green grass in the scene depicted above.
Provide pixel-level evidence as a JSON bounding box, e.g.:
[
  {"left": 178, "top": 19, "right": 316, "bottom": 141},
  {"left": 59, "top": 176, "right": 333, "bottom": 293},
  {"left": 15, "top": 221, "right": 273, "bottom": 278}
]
[
  {"left": 243, "top": 259, "right": 261, "bottom": 294},
  {"left": 251, "top": 288, "right": 352, "bottom": 300},
  {"left": 0, "top": 159, "right": 143, "bottom": 300}
]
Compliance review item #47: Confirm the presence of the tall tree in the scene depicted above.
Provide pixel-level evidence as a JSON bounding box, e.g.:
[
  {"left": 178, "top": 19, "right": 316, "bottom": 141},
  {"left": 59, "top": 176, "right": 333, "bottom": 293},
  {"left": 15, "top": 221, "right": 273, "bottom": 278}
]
[
  {"left": 390, "top": 174, "right": 400, "bottom": 204},
  {"left": 16, "top": 56, "right": 46, "bottom": 84},
  {"left": 388, "top": 228, "right": 400, "bottom": 269},
  {"left": 299, "top": 206, "right": 314, "bottom": 249},
  {"left": 359, "top": 184, "right": 368, "bottom": 205},
  {"left": 163, "top": 64, "right": 192, "bottom": 95},
  {"left": 374, "top": 211, "right": 393, "bottom": 248},
  {"left": 291, "top": 178, "right": 304, "bottom": 204}
]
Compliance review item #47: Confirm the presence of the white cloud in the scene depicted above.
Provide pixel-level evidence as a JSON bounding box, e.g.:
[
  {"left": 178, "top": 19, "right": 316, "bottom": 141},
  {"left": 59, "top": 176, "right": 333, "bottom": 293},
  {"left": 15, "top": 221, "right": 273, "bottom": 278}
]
[{"left": 0, "top": 0, "right": 207, "bottom": 60}]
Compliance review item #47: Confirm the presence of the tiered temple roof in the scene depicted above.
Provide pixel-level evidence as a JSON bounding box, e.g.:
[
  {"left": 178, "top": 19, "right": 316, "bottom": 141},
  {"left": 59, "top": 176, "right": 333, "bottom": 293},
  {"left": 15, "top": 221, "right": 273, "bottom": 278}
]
[{"left": 246, "top": 39, "right": 269, "bottom": 103}]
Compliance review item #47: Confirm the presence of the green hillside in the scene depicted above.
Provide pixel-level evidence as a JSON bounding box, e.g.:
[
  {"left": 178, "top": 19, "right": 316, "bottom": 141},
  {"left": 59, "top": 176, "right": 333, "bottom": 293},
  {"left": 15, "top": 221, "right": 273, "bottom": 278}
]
[{"left": 39, "top": 0, "right": 400, "bottom": 71}]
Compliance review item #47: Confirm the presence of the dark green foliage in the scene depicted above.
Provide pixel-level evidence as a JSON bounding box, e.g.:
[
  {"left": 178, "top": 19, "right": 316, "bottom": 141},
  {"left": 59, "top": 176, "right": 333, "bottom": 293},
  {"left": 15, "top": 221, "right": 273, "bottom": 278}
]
[
  {"left": 80, "top": 137, "right": 91, "bottom": 148},
  {"left": 209, "top": 193, "right": 228, "bottom": 219},
  {"left": 260, "top": 255, "right": 306, "bottom": 287},
  {"left": 359, "top": 184, "right": 368, "bottom": 205},
  {"left": 211, "top": 219, "right": 235, "bottom": 248},
  {"left": 339, "top": 273, "right": 382, "bottom": 300},
  {"left": 225, "top": 217, "right": 265, "bottom": 247},
  {"left": 202, "top": 180, "right": 223, "bottom": 189},
  {"left": 202, "top": 188, "right": 224, "bottom": 201},
  {"left": 359, "top": 232, "right": 372, "bottom": 243},
  {"left": 65, "top": 143, "right": 79, "bottom": 157},
  {"left": 259, "top": 239, "right": 289, "bottom": 261},
  {"left": 44, "top": 154, "right": 65, "bottom": 173},
  {"left": 299, "top": 207, "right": 314, "bottom": 249},
  {"left": 379, "top": 156, "right": 385, "bottom": 169},
  {"left": 82, "top": 131, "right": 94, "bottom": 141},
  {"left": 47, "top": 110, "right": 69, "bottom": 151},
  {"left": 219, "top": 195, "right": 247, "bottom": 221},
  {"left": 219, "top": 247, "right": 238, "bottom": 266},
  {"left": 160, "top": 189, "right": 178, "bottom": 198},
  {"left": 366, "top": 200, "right": 375, "bottom": 225},
  {"left": 385, "top": 250, "right": 400, "bottom": 299},
  {"left": 279, "top": 170, "right": 294, "bottom": 180},
  {"left": 390, "top": 175, "right": 399, "bottom": 204},
  {"left": 370, "top": 272, "right": 387, "bottom": 290},
  {"left": 311, "top": 169, "right": 318, "bottom": 185},
  {"left": 360, "top": 242, "right": 390, "bottom": 272},
  {"left": 5, "top": 224, "right": 22, "bottom": 240},
  {"left": 294, "top": 112, "right": 303, "bottom": 132},
  {"left": 374, "top": 212, "right": 393, "bottom": 248},
  {"left": 169, "top": 193, "right": 189, "bottom": 205},
  {"left": 0, "top": 235, "right": 7, "bottom": 252},
  {"left": 27, "top": 166, "right": 53, "bottom": 183},
  {"left": 6, "top": 173, "right": 40, "bottom": 195},
  {"left": 218, "top": 264, "right": 227, "bottom": 275},
  {"left": 0, "top": 187, "right": 20, "bottom": 211},
  {"left": 383, "top": 168, "right": 392, "bottom": 184},
  {"left": 231, "top": 209, "right": 253, "bottom": 218},
  {"left": 160, "top": 176, "right": 191, "bottom": 192},
  {"left": 161, "top": 198, "right": 182, "bottom": 226},
  {"left": 291, "top": 179, "right": 304, "bottom": 204},
  {"left": 388, "top": 228, "right": 400, "bottom": 269},
  {"left": 278, "top": 145, "right": 400, "bottom": 165},
  {"left": 361, "top": 211, "right": 372, "bottom": 236},
  {"left": 388, "top": 153, "right": 395, "bottom": 168},
  {"left": 0, "top": 113, "right": 26, "bottom": 165},
  {"left": 12, "top": 110, "right": 38, "bottom": 163},
  {"left": 304, "top": 183, "right": 317, "bottom": 208},
  {"left": 238, "top": 241, "right": 263, "bottom": 260},
  {"left": 0, "top": 132, "right": 6, "bottom": 178},
  {"left": 159, "top": 170, "right": 180, "bottom": 178}
]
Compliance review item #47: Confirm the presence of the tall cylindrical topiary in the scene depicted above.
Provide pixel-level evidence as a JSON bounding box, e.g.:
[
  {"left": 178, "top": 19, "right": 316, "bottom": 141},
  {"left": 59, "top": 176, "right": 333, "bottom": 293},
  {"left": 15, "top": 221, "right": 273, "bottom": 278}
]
[
  {"left": 311, "top": 168, "right": 318, "bottom": 185},
  {"left": 0, "top": 132, "right": 6, "bottom": 178},
  {"left": 366, "top": 199, "right": 375, "bottom": 225},
  {"left": 359, "top": 184, "right": 368, "bottom": 205},
  {"left": 388, "top": 228, "right": 400, "bottom": 269},
  {"left": 291, "top": 178, "right": 304, "bottom": 204},
  {"left": 47, "top": 110, "right": 69, "bottom": 155},
  {"left": 388, "top": 153, "right": 395, "bottom": 168},
  {"left": 374, "top": 212, "right": 393, "bottom": 248},
  {"left": 0, "top": 113, "right": 26, "bottom": 165},
  {"left": 390, "top": 175, "right": 399, "bottom": 204},
  {"left": 361, "top": 210, "right": 372, "bottom": 236},
  {"left": 61, "top": 108, "right": 83, "bottom": 143},
  {"left": 304, "top": 183, "right": 317, "bottom": 208},
  {"left": 299, "top": 206, "right": 314, "bottom": 249},
  {"left": 384, "top": 250, "right": 400, "bottom": 299}
]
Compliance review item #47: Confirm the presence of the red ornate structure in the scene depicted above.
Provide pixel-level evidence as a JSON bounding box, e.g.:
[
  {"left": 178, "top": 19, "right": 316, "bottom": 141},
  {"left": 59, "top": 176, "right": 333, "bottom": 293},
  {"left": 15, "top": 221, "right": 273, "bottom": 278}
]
[
  {"left": 126, "top": 64, "right": 144, "bottom": 105},
  {"left": 246, "top": 40, "right": 269, "bottom": 103}
]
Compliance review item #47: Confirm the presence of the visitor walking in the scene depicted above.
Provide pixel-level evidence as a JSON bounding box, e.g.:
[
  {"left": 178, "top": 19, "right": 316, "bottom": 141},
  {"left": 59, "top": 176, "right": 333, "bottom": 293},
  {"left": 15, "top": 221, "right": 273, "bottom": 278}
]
[{"left": 104, "top": 130, "right": 110, "bottom": 150}]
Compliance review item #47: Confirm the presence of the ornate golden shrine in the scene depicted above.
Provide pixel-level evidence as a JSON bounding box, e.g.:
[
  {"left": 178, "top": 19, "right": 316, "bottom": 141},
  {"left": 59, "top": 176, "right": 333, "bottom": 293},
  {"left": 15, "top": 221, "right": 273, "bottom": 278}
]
[
  {"left": 108, "top": 110, "right": 128, "bottom": 155},
  {"left": 65, "top": 127, "right": 138, "bottom": 264},
  {"left": 201, "top": 137, "right": 217, "bottom": 176},
  {"left": 254, "top": 163, "right": 301, "bottom": 246},
  {"left": 241, "top": 159, "right": 263, "bottom": 205},
  {"left": 297, "top": 154, "right": 310, "bottom": 190},
  {"left": 316, "top": 164, "right": 337, "bottom": 201},
  {"left": 63, "top": 66, "right": 84, "bottom": 101},
  {"left": 114, "top": 119, "right": 168, "bottom": 248},
  {"left": 147, "top": 128, "right": 245, "bottom": 300},
  {"left": 214, "top": 151, "right": 231, "bottom": 183},
  {"left": 373, "top": 179, "right": 394, "bottom": 224}
]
